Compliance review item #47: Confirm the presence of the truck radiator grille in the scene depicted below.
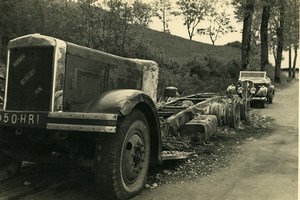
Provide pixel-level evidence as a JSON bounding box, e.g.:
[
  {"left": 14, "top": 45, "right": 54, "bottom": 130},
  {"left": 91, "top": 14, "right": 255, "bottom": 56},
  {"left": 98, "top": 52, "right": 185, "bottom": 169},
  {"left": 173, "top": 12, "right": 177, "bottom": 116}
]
[{"left": 6, "top": 47, "right": 54, "bottom": 111}]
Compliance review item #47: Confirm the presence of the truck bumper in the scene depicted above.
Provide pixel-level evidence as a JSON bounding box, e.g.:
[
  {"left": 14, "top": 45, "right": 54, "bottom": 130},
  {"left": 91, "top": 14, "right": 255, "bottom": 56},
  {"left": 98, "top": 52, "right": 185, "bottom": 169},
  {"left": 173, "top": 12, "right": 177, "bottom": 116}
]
[
  {"left": 0, "top": 111, "right": 118, "bottom": 133},
  {"left": 250, "top": 96, "right": 267, "bottom": 102}
]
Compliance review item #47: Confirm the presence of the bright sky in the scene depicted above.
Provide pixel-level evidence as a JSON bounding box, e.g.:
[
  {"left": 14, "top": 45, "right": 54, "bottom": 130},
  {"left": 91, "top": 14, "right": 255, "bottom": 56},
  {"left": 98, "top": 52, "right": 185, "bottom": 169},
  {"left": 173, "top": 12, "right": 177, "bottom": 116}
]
[
  {"left": 148, "top": 2, "right": 243, "bottom": 45},
  {"left": 149, "top": 15, "right": 243, "bottom": 45}
]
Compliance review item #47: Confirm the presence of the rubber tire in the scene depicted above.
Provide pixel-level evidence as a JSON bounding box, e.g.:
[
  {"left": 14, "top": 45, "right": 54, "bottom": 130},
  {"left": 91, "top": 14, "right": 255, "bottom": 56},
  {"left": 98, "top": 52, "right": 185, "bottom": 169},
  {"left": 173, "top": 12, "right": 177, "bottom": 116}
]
[
  {"left": 94, "top": 109, "right": 150, "bottom": 200},
  {"left": 268, "top": 97, "right": 273, "bottom": 104},
  {"left": 240, "top": 101, "right": 250, "bottom": 122},
  {"left": 261, "top": 100, "right": 267, "bottom": 108},
  {"left": 0, "top": 151, "right": 20, "bottom": 182}
]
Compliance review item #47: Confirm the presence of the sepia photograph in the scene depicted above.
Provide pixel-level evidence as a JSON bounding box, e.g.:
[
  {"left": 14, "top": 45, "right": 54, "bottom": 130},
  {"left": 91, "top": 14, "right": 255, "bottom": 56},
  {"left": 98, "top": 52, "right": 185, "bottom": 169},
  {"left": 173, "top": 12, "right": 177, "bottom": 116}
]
[{"left": 0, "top": 0, "right": 298, "bottom": 199}]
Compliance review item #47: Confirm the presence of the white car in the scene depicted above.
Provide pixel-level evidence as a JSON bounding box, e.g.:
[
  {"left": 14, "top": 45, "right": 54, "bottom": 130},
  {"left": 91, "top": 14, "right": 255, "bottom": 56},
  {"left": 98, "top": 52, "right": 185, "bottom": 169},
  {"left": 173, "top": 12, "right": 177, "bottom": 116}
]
[{"left": 227, "top": 71, "right": 275, "bottom": 108}]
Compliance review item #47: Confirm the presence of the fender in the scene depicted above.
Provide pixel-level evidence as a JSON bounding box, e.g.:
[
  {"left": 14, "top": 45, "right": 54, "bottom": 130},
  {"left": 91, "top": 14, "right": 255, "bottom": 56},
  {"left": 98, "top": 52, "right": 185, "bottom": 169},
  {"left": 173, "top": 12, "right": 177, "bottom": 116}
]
[
  {"left": 267, "top": 85, "right": 275, "bottom": 96},
  {"left": 87, "top": 89, "right": 156, "bottom": 115},
  {"left": 88, "top": 89, "right": 163, "bottom": 163}
]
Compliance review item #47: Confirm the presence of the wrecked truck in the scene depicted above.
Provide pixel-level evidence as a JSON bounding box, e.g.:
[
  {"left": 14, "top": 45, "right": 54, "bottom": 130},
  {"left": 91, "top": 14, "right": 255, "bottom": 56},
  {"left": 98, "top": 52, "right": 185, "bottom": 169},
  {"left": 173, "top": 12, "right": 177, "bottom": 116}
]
[{"left": 0, "top": 34, "right": 244, "bottom": 200}]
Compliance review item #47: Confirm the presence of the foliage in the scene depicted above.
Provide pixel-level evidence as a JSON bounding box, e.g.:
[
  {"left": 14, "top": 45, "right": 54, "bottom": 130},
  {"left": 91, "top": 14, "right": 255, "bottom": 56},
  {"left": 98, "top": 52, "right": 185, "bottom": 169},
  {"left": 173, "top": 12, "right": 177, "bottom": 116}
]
[
  {"left": 174, "top": 0, "right": 213, "bottom": 40},
  {"left": 132, "top": 0, "right": 153, "bottom": 26},
  {"left": 226, "top": 41, "right": 242, "bottom": 49},
  {"left": 156, "top": 53, "right": 242, "bottom": 97},
  {"left": 153, "top": 0, "right": 172, "bottom": 33},
  {"left": 198, "top": 10, "right": 236, "bottom": 45}
]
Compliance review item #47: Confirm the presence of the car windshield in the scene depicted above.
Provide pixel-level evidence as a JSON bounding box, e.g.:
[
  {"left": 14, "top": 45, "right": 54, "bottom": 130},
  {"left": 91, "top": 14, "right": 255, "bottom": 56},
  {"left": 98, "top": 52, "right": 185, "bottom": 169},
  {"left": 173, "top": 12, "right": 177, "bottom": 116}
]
[{"left": 240, "top": 71, "right": 266, "bottom": 78}]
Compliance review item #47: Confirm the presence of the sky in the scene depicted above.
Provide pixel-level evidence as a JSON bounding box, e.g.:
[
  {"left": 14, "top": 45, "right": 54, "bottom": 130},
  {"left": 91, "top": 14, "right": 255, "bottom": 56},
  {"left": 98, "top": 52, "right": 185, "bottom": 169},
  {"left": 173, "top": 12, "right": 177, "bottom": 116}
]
[{"left": 148, "top": 2, "right": 242, "bottom": 45}]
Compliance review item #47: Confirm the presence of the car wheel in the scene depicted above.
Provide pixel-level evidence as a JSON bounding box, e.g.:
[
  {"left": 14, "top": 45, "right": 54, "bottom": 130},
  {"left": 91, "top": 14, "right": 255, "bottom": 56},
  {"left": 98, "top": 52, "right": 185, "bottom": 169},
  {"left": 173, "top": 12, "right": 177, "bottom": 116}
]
[
  {"left": 261, "top": 100, "right": 267, "bottom": 108},
  {"left": 268, "top": 97, "right": 273, "bottom": 104},
  {"left": 94, "top": 109, "right": 150, "bottom": 200}
]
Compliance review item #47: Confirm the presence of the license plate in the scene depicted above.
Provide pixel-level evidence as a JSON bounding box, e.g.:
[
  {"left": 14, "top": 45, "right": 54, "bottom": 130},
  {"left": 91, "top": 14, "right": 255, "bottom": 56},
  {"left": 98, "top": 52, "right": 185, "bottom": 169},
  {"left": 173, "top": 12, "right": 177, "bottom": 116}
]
[{"left": 0, "top": 112, "right": 40, "bottom": 125}]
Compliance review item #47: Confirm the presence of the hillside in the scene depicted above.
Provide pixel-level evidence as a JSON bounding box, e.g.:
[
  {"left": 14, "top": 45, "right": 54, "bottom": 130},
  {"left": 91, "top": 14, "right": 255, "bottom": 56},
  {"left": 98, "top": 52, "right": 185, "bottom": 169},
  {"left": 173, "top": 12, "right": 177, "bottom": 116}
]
[
  {"left": 131, "top": 26, "right": 242, "bottom": 96},
  {"left": 137, "top": 27, "right": 241, "bottom": 63}
]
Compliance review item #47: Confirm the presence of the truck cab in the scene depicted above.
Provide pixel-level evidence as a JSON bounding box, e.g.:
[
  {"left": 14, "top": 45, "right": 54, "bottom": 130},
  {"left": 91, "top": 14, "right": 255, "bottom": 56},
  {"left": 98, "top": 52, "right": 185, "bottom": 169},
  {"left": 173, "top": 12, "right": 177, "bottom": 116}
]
[{"left": 0, "top": 34, "right": 161, "bottom": 200}]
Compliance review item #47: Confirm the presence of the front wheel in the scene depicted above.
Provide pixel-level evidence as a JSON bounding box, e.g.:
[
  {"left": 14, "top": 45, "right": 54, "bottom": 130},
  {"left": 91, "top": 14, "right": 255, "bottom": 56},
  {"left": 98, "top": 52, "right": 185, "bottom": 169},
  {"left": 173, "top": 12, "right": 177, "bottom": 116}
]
[
  {"left": 94, "top": 109, "right": 150, "bottom": 200},
  {"left": 268, "top": 97, "right": 273, "bottom": 104},
  {"left": 261, "top": 100, "right": 267, "bottom": 108},
  {"left": 0, "top": 151, "right": 20, "bottom": 182}
]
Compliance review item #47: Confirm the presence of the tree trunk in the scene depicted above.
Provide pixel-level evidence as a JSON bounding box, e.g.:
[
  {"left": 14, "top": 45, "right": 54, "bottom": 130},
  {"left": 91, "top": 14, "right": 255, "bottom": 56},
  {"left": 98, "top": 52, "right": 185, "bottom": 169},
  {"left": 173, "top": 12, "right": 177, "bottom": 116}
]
[
  {"left": 274, "top": 0, "right": 285, "bottom": 83},
  {"left": 241, "top": 0, "right": 255, "bottom": 70},
  {"left": 163, "top": 6, "right": 166, "bottom": 32},
  {"left": 0, "top": 36, "right": 9, "bottom": 64},
  {"left": 292, "top": 45, "right": 298, "bottom": 79},
  {"left": 187, "top": 25, "right": 193, "bottom": 40},
  {"left": 288, "top": 45, "right": 292, "bottom": 78},
  {"left": 260, "top": 0, "right": 270, "bottom": 71}
]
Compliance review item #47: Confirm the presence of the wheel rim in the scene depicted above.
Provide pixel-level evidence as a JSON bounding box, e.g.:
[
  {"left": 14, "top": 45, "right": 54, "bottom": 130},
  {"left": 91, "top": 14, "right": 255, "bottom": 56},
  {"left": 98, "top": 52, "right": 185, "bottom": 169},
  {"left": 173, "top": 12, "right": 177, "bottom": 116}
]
[{"left": 121, "top": 127, "right": 148, "bottom": 187}]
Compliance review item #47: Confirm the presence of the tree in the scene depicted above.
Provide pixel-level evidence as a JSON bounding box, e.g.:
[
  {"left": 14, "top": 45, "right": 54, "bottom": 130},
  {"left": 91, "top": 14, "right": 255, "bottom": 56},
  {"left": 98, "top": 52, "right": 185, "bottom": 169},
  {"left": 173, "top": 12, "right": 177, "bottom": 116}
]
[
  {"left": 175, "top": 0, "right": 213, "bottom": 40},
  {"left": 241, "top": 0, "right": 255, "bottom": 70},
  {"left": 132, "top": 0, "right": 153, "bottom": 26},
  {"left": 198, "top": 10, "right": 235, "bottom": 45},
  {"left": 77, "top": 0, "right": 98, "bottom": 46},
  {"left": 292, "top": 44, "right": 298, "bottom": 78},
  {"left": 260, "top": 0, "right": 271, "bottom": 71},
  {"left": 283, "top": 0, "right": 299, "bottom": 78},
  {"left": 292, "top": 15, "right": 299, "bottom": 79},
  {"left": 274, "top": 0, "right": 285, "bottom": 83},
  {"left": 153, "top": 0, "right": 172, "bottom": 33},
  {"left": 0, "top": 0, "right": 17, "bottom": 63},
  {"left": 105, "top": 0, "right": 134, "bottom": 54}
]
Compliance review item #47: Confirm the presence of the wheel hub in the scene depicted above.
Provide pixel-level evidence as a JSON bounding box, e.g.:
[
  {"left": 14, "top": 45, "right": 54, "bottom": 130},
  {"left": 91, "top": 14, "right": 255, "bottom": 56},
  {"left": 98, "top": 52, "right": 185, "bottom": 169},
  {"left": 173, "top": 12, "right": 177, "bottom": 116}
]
[{"left": 123, "top": 133, "right": 146, "bottom": 185}]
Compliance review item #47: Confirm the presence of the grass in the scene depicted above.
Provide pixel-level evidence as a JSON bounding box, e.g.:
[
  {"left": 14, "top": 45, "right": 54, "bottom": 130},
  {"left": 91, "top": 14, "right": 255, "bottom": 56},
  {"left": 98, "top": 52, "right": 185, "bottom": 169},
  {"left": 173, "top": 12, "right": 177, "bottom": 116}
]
[{"left": 137, "top": 27, "right": 241, "bottom": 63}]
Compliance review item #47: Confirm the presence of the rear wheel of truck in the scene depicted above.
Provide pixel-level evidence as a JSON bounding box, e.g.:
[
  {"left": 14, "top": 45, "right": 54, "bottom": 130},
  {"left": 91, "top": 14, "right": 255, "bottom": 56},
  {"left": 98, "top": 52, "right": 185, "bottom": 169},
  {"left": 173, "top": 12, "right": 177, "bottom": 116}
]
[
  {"left": 0, "top": 151, "right": 20, "bottom": 182},
  {"left": 94, "top": 109, "right": 150, "bottom": 200}
]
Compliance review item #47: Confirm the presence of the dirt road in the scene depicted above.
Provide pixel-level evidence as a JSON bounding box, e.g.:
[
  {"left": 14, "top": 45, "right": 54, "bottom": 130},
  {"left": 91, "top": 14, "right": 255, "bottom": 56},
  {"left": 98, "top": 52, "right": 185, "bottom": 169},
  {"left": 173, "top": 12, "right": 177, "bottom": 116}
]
[
  {"left": 133, "top": 81, "right": 298, "bottom": 200},
  {"left": 0, "top": 81, "right": 298, "bottom": 200}
]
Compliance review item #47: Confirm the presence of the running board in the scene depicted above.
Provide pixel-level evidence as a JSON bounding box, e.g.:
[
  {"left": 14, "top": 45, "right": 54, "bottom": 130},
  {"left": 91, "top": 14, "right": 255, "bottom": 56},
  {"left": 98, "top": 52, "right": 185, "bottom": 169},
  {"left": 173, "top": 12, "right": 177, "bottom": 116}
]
[{"left": 161, "top": 150, "right": 194, "bottom": 160}]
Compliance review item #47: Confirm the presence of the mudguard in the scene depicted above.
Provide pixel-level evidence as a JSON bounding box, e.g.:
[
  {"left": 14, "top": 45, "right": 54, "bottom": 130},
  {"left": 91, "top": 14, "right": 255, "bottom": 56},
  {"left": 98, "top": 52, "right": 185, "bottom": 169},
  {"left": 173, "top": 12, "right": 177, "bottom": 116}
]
[
  {"left": 267, "top": 85, "right": 275, "bottom": 97},
  {"left": 87, "top": 89, "right": 156, "bottom": 115},
  {"left": 88, "top": 89, "right": 163, "bottom": 163}
]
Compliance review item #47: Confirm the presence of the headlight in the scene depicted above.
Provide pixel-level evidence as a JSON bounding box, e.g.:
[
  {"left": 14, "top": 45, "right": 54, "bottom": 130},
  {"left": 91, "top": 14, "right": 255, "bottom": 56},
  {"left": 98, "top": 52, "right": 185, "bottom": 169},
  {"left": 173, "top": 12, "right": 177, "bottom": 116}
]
[
  {"left": 54, "top": 90, "right": 64, "bottom": 111},
  {"left": 250, "top": 87, "right": 256, "bottom": 94},
  {"left": 237, "top": 87, "right": 243, "bottom": 93}
]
